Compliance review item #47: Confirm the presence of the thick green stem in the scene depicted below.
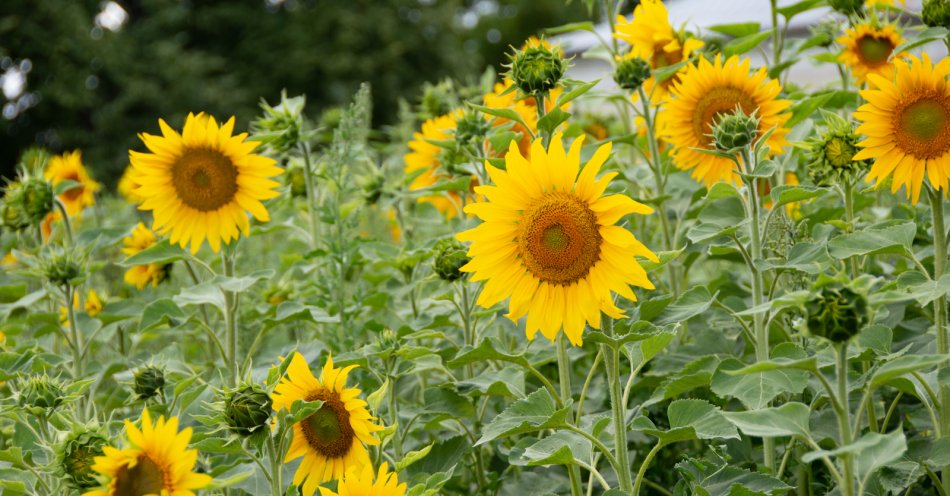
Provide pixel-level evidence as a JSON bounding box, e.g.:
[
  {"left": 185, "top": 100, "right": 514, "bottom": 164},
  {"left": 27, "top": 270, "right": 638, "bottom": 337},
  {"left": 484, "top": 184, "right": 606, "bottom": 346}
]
[
  {"left": 603, "top": 316, "right": 633, "bottom": 492},
  {"left": 65, "top": 285, "right": 83, "bottom": 380},
  {"left": 836, "top": 343, "right": 855, "bottom": 496},
  {"left": 222, "top": 251, "right": 239, "bottom": 387},
  {"left": 928, "top": 186, "right": 950, "bottom": 493},
  {"left": 54, "top": 199, "right": 74, "bottom": 246},
  {"left": 770, "top": 0, "right": 781, "bottom": 67},
  {"left": 632, "top": 442, "right": 662, "bottom": 496},
  {"left": 556, "top": 333, "right": 583, "bottom": 496},
  {"left": 268, "top": 434, "right": 283, "bottom": 496},
  {"left": 637, "top": 86, "right": 679, "bottom": 297},
  {"left": 742, "top": 149, "right": 775, "bottom": 472}
]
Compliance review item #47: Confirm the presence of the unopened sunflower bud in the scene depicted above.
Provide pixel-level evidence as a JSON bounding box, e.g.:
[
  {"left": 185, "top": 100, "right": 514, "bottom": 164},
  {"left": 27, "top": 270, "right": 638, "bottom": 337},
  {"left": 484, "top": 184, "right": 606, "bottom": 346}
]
[
  {"left": 18, "top": 375, "right": 65, "bottom": 411},
  {"left": 923, "top": 0, "right": 950, "bottom": 28},
  {"left": 807, "top": 115, "right": 869, "bottom": 186},
  {"left": 20, "top": 147, "right": 51, "bottom": 172},
  {"left": 0, "top": 191, "right": 30, "bottom": 231},
  {"left": 711, "top": 108, "right": 759, "bottom": 152},
  {"left": 251, "top": 91, "right": 306, "bottom": 155},
  {"left": 455, "top": 110, "right": 491, "bottom": 146},
  {"left": 420, "top": 81, "right": 456, "bottom": 121},
  {"left": 432, "top": 238, "right": 470, "bottom": 282},
  {"left": 57, "top": 427, "right": 107, "bottom": 489},
  {"left": 805, "top": 286, "right": 868, "bottom": 343},
  {"left": 42, "top": 249, "right": 83, "bottom": 286},
  {"left": 810, "top": 20, "right": 839, "bottom": 48},
  {"left": 508, "top": 42, "right": 567, "bottom": 96},
  {"left": 20, "top": 178, "right": 54, "bottom": 222},
  {"left": 133, "top": 365, "right": 165, "bottom": 400},
  {"left": 614, "top": 57, "right": 652, "bottom": 91},
  {"left": 828, "top": 0, "right": 864, "bottom": 15},
  {"left": 224, "top": 383, "right": 272, "bottom": 436}
]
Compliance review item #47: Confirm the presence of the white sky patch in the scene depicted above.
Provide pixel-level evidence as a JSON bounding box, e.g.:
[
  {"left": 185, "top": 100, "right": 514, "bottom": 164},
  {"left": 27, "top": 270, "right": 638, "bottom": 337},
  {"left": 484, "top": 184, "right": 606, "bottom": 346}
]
[
  {"left": 95, "top": 1, "right": 128, "bottom": 32},
  {"left": 1, "top": 65, "right": 26, "bottom": 101}
]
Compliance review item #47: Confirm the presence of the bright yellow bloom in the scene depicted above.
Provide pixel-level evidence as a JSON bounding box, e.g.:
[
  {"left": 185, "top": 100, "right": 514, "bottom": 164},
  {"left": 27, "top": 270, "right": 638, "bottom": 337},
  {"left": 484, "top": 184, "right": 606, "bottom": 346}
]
[
  {"left": 457, "top": 134, "right": 657, "bottom": 346},
  {"left": 117, "top": 165, "right": 144, "bottom": 204},
  {"left": 272, "top": 353, "right": 383, "bottom": 496},
  {"left": 661, "top": 55, "right": 791, "bottom": 186},
  {"left": 122, "top": 223, "right": 170, "bottom": 290},
  {"left": 614, "top": 0, "right": 704, "bottom": 103},
  {"left": 83, "top": 409, "right": 211, "bottom": 496},
  {"left": 45, "top": 150, "right": 100, "bottom": 217},
  {"left": 837, "top": 23, "right": 906, "bottom": 85},
  {"left": 60, "top": 290, "right": 103, "bottom": 326},
  {"left": 318, "top": 462, "right": 406, "bottom": 496},
  {"left": 404, "top": 110, "right": 466, "bottom": 218},
  {"left": 854, "top": 54, "right": 950, "bottom": 204},
  {"left": 130, "top": 113, "right": 283, "bottom": 254}
]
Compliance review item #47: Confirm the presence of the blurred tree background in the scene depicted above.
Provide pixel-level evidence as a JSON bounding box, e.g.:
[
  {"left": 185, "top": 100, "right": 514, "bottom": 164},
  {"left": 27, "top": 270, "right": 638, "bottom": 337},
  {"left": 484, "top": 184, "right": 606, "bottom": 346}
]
[{"left": 0, "top": 0, "right": 590, "bottom": 186}]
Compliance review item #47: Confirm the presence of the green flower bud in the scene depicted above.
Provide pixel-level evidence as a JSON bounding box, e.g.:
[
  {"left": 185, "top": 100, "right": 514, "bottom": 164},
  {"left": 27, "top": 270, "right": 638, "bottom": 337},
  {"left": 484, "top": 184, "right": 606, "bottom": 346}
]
[
  {"left": 377, "top": 328, "right": 399, "bottom": 350},
  {"left": 19, "top": 147, "right": 51, "bottom": 172},
  {"left": 828, "top": 0, "right": 864, "bottom": 16},
  {"left": 419, "top": 81, "right": 457, "bottom": 121},
  {"left": 41, "top": 249, "right": 83, "bottom": 286},
  {"left": 711, "top": 108, "right": 759, "bottom": 152},
  {"left": 923, "top": 0, "right": 950, "bottom": 28},
  {"left": 508, "top": 42, "right": 568, "bottom": 96},
  {"left": 359, "top": 170, "right": 386, "bottom": 205},
  {"left": 288, "top": 165, "right": 307, "bottom": 198},
  {"left": 0, "top": 192, "right": 31, "bottom": 231},
  {"left": 317, "top": 107, "right": 344, "bottom": 146},
  {"left": 18, "top": 375, "right": 66, "bottom": 411},
  {"left": 806, "top": 114, "right": 869, "bottom": 187},
  {"left": 810, "top": 19, "right": 839, "bottom": 49},
  {"left": 224, "top": 383, "right": 273, "bottom": 436},
  {"left": 251, "top": 91, "right": 306, "bottom": 155},
  {"left": 432, "top": 238, "right": 470, "bottom": 282},
  {"left": 20, "top": 178, "right": 54, "bottom": 222},
  {"left": 57, "top": 426, "right": 107, "bottom": 489},
  {"left": 614, "top": 57, "right": 652, "bottom": 91},
  {"left": 454, "top": 110, "right": 491, "bottom": 146},
  {"left": 805, "top": 286, "right": 869, "bottom": 343},
  {"left": 133, "top": 365, "right": 165, "bottom": 400}
]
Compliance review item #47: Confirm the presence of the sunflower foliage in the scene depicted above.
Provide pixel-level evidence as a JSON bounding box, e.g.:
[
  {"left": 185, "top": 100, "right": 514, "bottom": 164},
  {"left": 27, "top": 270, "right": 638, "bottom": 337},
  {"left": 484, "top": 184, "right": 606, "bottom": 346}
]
[{"left": 9, "top": 1, "right": 950, "bottom": 496}]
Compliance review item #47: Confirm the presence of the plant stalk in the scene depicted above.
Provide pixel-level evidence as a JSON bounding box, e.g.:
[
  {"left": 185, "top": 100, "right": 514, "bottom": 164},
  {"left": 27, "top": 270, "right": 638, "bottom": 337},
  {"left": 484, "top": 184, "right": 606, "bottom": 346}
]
[
  {"left": 603, "top": 316, "right": 633, "bottom": 492},
  {"left": 836, "top": 343, "right": 855, "bottom": 496}
]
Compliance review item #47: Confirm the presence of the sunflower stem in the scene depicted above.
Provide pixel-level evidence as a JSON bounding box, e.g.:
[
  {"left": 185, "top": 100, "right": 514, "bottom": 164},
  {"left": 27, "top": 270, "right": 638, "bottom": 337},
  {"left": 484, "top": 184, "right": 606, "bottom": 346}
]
[
  {"left": 222, "top": 249, "right": 240, "bottom": 387},
  {"left": 927, "top": 185, "right": 950, "bottom": 493},
  {"left": 741, "top": 147, "right": 775, "bottom": 473},
  {"left": 835, "top": 343, "right": 856, "bottom": 496},
  {"left": 603, "top": 316, "right": 633, "bottom": 492},
  {"left": 842, "top": 182, "right": 860, "bottom": 279},
  {"left": 54, "top": 199, "right": 73, "bottom": 246},
  {"left": 268, "top": 432, "right": 283, "bottom": 496},
  {"left": 556, "top": 333, "right": 584, "bottom": 496},
  {"left": 770, "top": 0, "right": 781, "bottom": 68}
]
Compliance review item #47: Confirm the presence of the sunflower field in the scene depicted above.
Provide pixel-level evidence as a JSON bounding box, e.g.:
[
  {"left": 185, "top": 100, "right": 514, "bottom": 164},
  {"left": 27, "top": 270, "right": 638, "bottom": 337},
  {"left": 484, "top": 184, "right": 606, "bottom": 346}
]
[{"left": 9, "top": 0, "right": 950, "bottom": 494}]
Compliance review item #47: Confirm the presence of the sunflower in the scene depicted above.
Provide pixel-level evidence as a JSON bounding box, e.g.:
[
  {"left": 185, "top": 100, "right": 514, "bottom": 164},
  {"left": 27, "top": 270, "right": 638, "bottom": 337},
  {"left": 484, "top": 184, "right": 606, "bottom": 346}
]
[
  {"left": 83, "top": 409, "right": 211, "bottom": 496},
  {"left": 660, "top": 55, "right": 791, "bottom": 186},
  {"left": 404, "top": 110, "right": 466, "bottom": 218},
  {"left": 272, "top": 353, "right": 383, "bottom": 496},
  {"left": 614, "top": 0, "right": 704, "bottom": 103},
  {"left": 45, "top": 150, "right": 101, "bottom": 217},
  {"left": 853, "top": 54, "right": 950, "bottom": 204},
  {"left": 122, "top": 223, "right": 171, "bottom": 290},
  {"left": 456, "top": 134, "right": 656, "bottom": 346},
  {"left": 130, "top": 113, "right": 282, "bottom": 254},
  {"left": 837, "top": 23, "right": 906, "bottom": 85},
  {"left": 61, "top": 290, "right": 103, "bottom": 327},
  {"left": 117, "top": 166, "right": 144, "bottom": 205},
  {"left": 318, "top": 462, "right": 406, "bottom": 496}
]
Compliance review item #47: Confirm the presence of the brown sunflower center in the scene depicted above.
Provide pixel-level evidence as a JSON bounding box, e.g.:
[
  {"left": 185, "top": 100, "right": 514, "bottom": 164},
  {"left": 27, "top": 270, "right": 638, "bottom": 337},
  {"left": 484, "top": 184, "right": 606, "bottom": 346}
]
[
  {"left": 113, "top": 455, "right": 165, "bottom": 496},
  {"left": 170, "top": 148, "right": 238, "bottom": 212},
  {"left": 691, "top": 86, "right": 757, "bottom": 147},
  {"left": 653, "top": 43, "right": 684, "bottom": 90},
  {"left": 300, "top": 389, "right": 354, "bottom": 459},
  {"left": 894, "top": 95, "right": 950, "bottom": 159},
  {"left": 519, "top": 191, "right": 601, "bottom": 285},
  {"left": 60, "top": 171, "right": 84, "bottom": 202},
  {"left": 856, "top": 35, "right": 894, "bottom": 66}
]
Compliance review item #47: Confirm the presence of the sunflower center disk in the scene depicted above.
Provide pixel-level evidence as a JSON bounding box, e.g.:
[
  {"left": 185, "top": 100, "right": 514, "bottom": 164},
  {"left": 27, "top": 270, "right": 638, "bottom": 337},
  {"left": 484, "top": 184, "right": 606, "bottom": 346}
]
[
  {"left": 856, "top": 35, "right": 893, "bottom": 66},
  {"left": 520, "top": 192, "right": 601, "bottom": 285},
  {"left": 113, "top": 455, "right": 165, "bottom": 496},
  {"left": 692, "top": 86, "right": 757, "bottom": 147},
  {"left": 895, "top": 96, "right": 950, "bottom": 159},
  {"left": 301, "top": 390, "right": 354, "bottom": 458},
  {"left": 170, "top": 148, "right": 239, "bottom": 212}
]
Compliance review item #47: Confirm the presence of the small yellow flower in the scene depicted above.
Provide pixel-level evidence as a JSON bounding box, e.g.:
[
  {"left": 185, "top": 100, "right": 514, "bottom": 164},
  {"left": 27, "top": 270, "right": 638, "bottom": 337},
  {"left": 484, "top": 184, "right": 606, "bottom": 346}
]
[
  {"left": 837, "top": 23, "right": 906, "bottom": 85},
  {"left": 122, "top": 223, "right": 171, "bottom": 290},
  {"left": 45, "top": 150, "right": 101, "bottom": 217},
  {"left": 404, "top": 110, "right": 466, "bottom": 218},
  {"left": 60, "top": 290, "right": 103, "bottom": 326}
]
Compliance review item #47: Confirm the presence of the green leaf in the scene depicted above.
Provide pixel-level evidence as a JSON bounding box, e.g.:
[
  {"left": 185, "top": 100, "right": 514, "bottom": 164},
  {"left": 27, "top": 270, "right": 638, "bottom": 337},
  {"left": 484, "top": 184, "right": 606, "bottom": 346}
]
[
  {"left": 206, "top": 470, "right": 254, "bottom": 489},
  {"left": 870, "top": 354, "right": 947, "bottom": 388},
  {"left": 536, "top": 108, "right": 571, "bottom": 137},
  {"left": 555, "top": 79, "right": 599, "bottom": 108},
  {"left": 469, "top": 103, "right": 532, "bottom": 134},
  {"left": 723, "top": 30, "right": 774, "bottom": 57},
  {"left": 476, "top": 389, "right": 571, "bottom": 446},
  {"left": 139, "top": 298, "right": 186, "bottom": 332},
  {"left": 651, "top": 286, "right": 716, "bottom": 326},
  {"left": 543, "top": 21, "right": 595, "bottom": 36},
  {"left": 287, "top": 399, "right": 325, "bottom": 424},
  {"left": 448, "top": 338, "right": 531, "bottom": 370},
  {"left": 827, "top": 222, "right": 916, "bottom": 259},
  {"left": 706, "top": 182, "right": 742, "bottom": 201},
  {"left": 711, "top": 344, "right": 810, "bottom": 410},
  {"left": 709, "top": 22, "right": 761, "bottom": 38},
  {"left": 395, "top": 443, "right": 433, "bottom": 472},
  {"left": 637, "top": 399, "right": 739, "bottom": 446},
  {"left": 891, "top": 27, "right": 949, "bottom": 60},
  {"left": 53, "top": 178, "right": 81, "bottom": 196},
  {"left": 722, "top": 402, "right": 811, "bottom": 438},
  {"left": 122, "top": 239, "right": 187, "bottom": 266},
  {"left": 747, "top": 159, "right": 778, "bottom": 178},
  {"left": 804, "top": 430, "right": 907, "bottom": 484},
  {"left": 777, "top": 0, "right": 823, "bottom": 19},
  {"left": 509, "top": 430, "right": 591, "bottom": 467},
  {"left": 770, "top": 185, "right": 826, "bottom": 209},
  {"left": 786, "top": 92, "right": 834, "bottom": 128}
]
